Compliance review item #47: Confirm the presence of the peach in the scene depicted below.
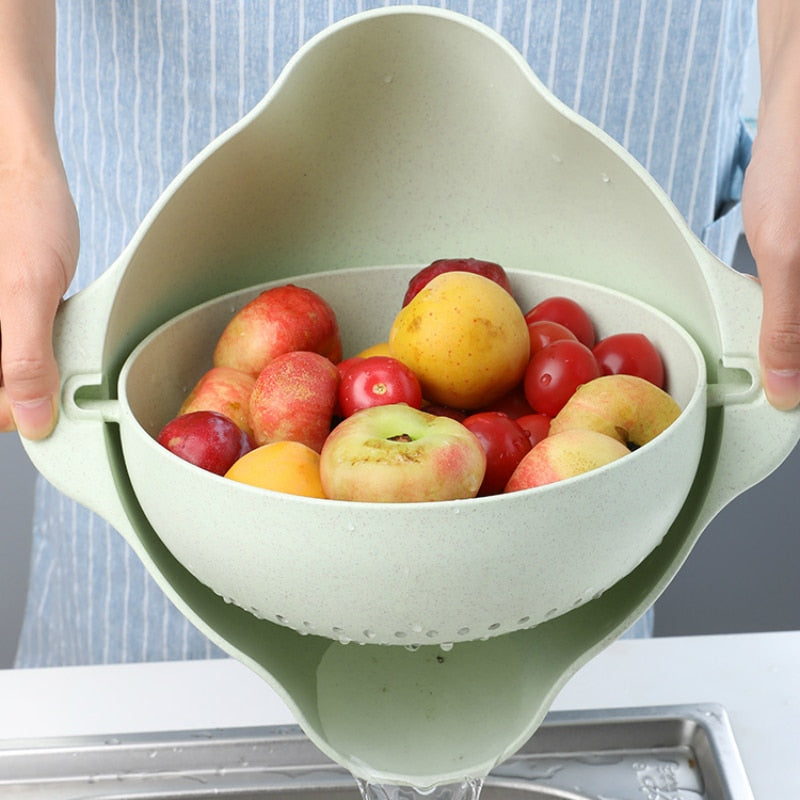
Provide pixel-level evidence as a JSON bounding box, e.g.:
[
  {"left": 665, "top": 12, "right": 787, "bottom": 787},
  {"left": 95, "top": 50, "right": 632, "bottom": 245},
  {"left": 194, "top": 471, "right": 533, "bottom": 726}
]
[
  {"left": 248, "top": 350, "right": 339, "bottom": 451},
  {"left": 355, "top": 341, "right": 392, "bottom": 358},
  {"left": 179, "top": 365, "right": 256, "bottom": 438},
  {"left": 320, "top": 404, "right": 486, "bottom": 502},
  {"left": 505, "top": 429, "right": 630, "bottom": 491},
  {"left": 225, "top": 441, "right": 325, "bottom": 498},
  {"left": 213, "top": 284, "right": 342, "bottom": 377},
  {"left": 388, "top": 272, "right": 530, "bottom": 409},
  {"left": 549, "top": 374, "right": 681, "bottom": 447}
]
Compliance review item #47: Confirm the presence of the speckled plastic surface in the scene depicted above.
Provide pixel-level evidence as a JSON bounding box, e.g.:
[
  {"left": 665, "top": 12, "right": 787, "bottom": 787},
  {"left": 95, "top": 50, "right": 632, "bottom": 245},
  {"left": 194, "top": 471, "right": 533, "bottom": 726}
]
[
  {"left": 23, "top": 6, "right": 800, "bottom": 789},
  {"left": 118, "top": 265, "right": 706, "bottom": 646}
]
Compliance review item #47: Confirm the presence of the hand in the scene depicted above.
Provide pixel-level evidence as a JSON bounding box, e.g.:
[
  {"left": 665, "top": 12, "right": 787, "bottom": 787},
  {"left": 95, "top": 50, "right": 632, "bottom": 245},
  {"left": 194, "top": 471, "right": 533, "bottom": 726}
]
[
  {"left": 742, "top": 101, "right": 800, "bottom": 411},
  {"left": 743, "top": 0, "right": 800, "bottom": 411},
  {"left": 0, "top": 156, "right": 79, "bottom": 438}
]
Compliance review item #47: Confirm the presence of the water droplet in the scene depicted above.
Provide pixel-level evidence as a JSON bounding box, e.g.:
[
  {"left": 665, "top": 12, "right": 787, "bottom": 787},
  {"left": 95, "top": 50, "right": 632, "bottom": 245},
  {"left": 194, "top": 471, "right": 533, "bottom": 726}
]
[
  {"left": 404, "top": 644, "right": 421, "bottom": 652},
  {"left": 425, "top": 629, "right": 439, "bottom": 638},
  {"left": 363, "top": 629, "right": 377, "bottom": 639},
  {"left": 440, "top": 642, "right": 454, "bottom": 652},
  {"left": 517, "top": 616, "right": 530, "bottom": 625},
  {"left": 551, "top": 153, "right": 563, "bottom": 164},
  {"left": 383, "top": 74, "right": 394, "bottom": 84},
  {"left": 457, "top": 626, "right": 470, "bottom": 636},
  {"left": 545, "top": 607, "right": 559, "bottom": 618},
  {"left": 600, "top": 172, "right": 611, "bottom": 183},
  {"left": 338, "top": 635, "right": 352, "bottom": 645}
]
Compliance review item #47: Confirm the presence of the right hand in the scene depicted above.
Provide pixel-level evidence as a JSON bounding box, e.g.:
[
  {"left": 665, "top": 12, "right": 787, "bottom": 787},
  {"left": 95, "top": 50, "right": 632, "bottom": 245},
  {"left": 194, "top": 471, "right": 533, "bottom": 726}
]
[{"left": 0, "top": 155, "right": 79, "bottom": 439}]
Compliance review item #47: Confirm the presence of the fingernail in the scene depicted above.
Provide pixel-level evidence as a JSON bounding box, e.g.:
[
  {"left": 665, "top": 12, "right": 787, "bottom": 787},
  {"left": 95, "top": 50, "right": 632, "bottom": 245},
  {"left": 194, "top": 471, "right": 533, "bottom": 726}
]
[
  {"left": 13, "top": 396, "right": 58, "bottom": 440},
  {"left": 764, "top": 369, "right": 800, "bottom": 411}
]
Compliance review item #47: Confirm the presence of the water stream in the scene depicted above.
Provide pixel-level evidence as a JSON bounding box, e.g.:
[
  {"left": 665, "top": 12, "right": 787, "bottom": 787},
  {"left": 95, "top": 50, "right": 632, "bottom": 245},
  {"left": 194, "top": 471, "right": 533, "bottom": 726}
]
[{"left": 356, "top": 777, "right": 484, "bottom": 800}]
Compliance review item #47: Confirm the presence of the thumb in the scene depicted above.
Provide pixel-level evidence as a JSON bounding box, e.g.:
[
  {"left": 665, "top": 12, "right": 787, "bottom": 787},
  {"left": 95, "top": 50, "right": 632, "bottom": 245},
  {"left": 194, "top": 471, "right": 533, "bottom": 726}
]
[
  {"left": 1, "top": 292, "right": 61, "bottom": 440},
  {"left": 757, "top": 256, "right": 800, "bottom": 411}
]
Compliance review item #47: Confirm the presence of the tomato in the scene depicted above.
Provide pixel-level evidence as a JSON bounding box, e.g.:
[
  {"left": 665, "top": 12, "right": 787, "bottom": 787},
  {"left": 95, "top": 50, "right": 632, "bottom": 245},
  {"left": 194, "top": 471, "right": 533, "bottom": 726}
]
[
  {"left": 592, "top": 332, "right": 665, "bottom": 388},
  {"left": 515, "top": 413, "right": 552, "bottom": 446},
  {"left": 523, "top": 339, "right": 601, "bottom": 417},
  {"left": 336, "top": 356, "right": 364, "bottom": 381},
  {"left": 526, "top": 319, "right": 578, "bottom": 356},
  {"left": 524, "top": 296, "right": 596, "bottom": 348},
  {"left": 482, "top": 384, "right": 534, "bottom": 418},
  {"left": 338, "top": 356, "right": 423, "bottom": 417},
  {"left": 461, "top": 411, "right": 532, "bottom": 496},
  {"left": 423, "top": 404, "right": 468, "bottom": 422},
  {"left": 332, "top": 356, "right": 364, "bottom": 417}
]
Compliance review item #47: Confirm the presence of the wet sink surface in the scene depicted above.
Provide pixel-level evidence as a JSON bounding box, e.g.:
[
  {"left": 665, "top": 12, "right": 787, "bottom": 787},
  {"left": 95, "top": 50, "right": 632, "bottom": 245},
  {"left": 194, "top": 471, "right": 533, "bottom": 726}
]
[{"left": 0, "top": 704, "right": 753, "bottom": 799}]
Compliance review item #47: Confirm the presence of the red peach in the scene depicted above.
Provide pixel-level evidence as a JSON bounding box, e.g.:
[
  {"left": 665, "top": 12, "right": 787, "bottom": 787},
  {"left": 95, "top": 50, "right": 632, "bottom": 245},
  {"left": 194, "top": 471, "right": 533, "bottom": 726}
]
[
  {"left": 248, "top": 351, "right": 340, "bottom": 452},
  {"left": 213, "top": 284, "right": 342, "bottom": 377},
  {"left": 179, "top": 366, "right": 256, "bottom": 438},
  {"left": 505, "top": 429, "right": 630, "bottom": 491}
]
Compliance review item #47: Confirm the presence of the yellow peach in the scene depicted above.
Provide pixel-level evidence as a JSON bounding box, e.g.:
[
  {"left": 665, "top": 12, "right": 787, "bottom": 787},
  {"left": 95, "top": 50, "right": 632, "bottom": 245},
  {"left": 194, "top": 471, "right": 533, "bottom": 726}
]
[
  {"left": 388, "top": 272, "right": 529, "bottom": 409},
  {"left": 549, "top": 374, "right": 681, "bottom": 447},
  {"left": 355, "top": 341, "right": 392, "bottom": 358},
  {"left": 225, "top": 440, "right": 325, "bottom": 498}
]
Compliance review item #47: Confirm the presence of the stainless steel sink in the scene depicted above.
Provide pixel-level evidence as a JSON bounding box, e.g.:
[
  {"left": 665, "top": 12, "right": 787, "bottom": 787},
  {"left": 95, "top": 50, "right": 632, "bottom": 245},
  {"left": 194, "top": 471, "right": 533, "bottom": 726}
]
[{"left": 0, "top": 704, "right": 753, "bottom": 799}]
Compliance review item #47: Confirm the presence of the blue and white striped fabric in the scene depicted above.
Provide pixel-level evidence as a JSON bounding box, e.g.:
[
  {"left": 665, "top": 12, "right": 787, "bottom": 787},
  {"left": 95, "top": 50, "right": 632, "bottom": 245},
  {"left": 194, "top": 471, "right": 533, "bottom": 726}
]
[{"left": 16, "top": 0, "right": 754, "bottom": 666}]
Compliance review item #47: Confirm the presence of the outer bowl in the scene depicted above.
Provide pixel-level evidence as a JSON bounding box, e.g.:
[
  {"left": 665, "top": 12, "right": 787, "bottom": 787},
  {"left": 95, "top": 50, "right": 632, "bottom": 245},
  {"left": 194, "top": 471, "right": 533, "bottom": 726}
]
[{"left": 117, "top": 263, "right": 707, "bottom": 646}]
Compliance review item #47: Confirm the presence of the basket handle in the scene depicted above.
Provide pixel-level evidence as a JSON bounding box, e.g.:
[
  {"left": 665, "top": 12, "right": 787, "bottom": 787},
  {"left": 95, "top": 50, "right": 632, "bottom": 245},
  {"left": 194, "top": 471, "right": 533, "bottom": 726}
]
[
  {"left": 692, "top": 244, "right": 800, "bottom": 524},
  {"left": 19, "top": 256, "right": 132, "bottom": 535}
]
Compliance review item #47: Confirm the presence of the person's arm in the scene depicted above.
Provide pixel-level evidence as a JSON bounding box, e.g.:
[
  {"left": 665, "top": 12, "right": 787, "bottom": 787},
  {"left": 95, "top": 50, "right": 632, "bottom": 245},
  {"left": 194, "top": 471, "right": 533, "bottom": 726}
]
[
  {"left": 0, "top": 0, "right": 79, "bottom": 439},
  {"left": 742, "top": 0, "right": 800, "bottom": 410}
]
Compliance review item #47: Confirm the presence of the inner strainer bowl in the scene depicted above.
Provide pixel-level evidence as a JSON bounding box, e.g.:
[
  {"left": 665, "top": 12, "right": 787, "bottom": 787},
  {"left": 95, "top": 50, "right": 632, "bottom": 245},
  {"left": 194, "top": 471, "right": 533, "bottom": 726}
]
[{"left": 117, "top": 263, "right": 707, "bottom": 647}]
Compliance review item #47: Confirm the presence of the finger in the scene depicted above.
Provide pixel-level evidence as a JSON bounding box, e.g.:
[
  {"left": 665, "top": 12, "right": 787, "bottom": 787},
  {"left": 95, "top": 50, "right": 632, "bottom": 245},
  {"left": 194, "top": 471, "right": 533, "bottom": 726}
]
[
  {"left": 0, "top": 386, "right": 17, "bottom": 433},
  {"left": 0, "top": 281, "right": 61, "bottom": 440},
  {"left": 757, "top": 255, "right": 800, "bottom": 411}
]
